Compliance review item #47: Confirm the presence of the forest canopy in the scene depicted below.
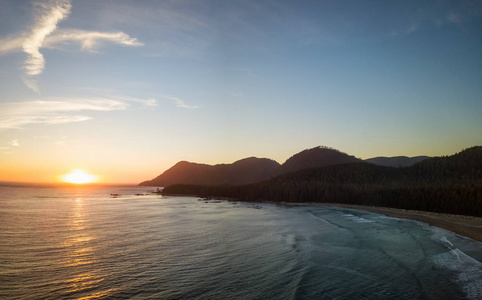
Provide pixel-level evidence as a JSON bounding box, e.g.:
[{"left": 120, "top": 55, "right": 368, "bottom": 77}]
[{"left": 162, "top": 147, "right": 482, "bottom": 217}]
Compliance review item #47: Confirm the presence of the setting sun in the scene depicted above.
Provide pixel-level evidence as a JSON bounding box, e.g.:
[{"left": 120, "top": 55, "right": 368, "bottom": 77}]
[{"left": 60, "top": 169, "right": 99, "bottom": 184}]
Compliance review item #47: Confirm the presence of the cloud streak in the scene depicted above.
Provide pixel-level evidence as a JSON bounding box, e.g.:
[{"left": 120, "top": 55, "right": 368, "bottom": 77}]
[
  {"left": 0, "top": 35, "right": 27, "bottom": 54},
  {"left": 22, "top": 0, "right": 72, "bottom": 77},
  {"left": 0, "top": 27, "right": 144, "bottom": 55},
  {"left": 43, "top": 29, "right": 144, "bottom": 51},
  {"left": 0, "top": 0, "right": 143, "bottom": 93},
  {"left": 0, "top": 98, "right": 127, "bottom": 129},
  {"left": 157, "top": 95, "right": 199, "bottom": 109},
  {"left": 109, "top": 95, "right": 157, "bottom": 107}
]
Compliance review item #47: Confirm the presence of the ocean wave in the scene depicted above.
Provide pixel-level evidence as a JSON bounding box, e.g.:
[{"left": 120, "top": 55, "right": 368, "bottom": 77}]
[
  {"left": 433, "top": 249, "right": 482, "bottom": 300},
  {"left": 343, "top": 214, "right": 375, "bottom": 223}
]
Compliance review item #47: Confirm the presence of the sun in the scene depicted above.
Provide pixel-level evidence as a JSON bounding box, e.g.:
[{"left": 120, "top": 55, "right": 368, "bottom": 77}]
[{"left": 60, "top": 169, "right": 99, "bottom": 184}]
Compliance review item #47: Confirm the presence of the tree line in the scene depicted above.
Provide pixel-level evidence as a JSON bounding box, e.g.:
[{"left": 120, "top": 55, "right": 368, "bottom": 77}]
[{"left": 162, "top": 147, "right": 482, "bottom": 217}]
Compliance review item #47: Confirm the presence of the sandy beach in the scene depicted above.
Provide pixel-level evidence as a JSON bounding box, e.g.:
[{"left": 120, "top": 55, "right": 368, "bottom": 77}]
[{"left": 301, "top": 203, "right": 482, "bottom": 242}]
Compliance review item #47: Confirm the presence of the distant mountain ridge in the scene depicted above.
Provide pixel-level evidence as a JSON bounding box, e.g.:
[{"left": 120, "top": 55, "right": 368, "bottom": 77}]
[
  {"left": 161, "top": 146, "right": 482, "bottom": 217},
  {"left": 140, "top": 146, "right": 365, "bottom": 187},
  {"left": 140, "top": 146, "right": 431, "bottom": 187},
  {"left": 282, "top": 146, "right": 361, "bottom": 173},
  {"left": 139, "top": 157, "right": 281, "bottom": 186},
  {"left": 364, "top": 156, "right": 429, "bottom": 168}
]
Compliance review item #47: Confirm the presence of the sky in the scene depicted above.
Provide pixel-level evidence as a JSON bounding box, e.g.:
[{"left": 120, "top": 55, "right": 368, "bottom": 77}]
[{"left": 1, "top": 0, "right": 481, "bottom": 184}]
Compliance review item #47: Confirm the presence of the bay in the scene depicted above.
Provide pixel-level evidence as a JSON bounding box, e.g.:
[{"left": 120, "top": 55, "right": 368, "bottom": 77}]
[{"left": 0, "top": 185, "right": 481, "bottom": 299}]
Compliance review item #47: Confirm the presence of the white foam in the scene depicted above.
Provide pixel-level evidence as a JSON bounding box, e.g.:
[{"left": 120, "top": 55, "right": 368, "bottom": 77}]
[
  {"left": 353, "top": 218, "right": 374, "bottom": 223},
  {"left": 377, "top": 215, "right": 402, "bottom": 221},
  {"left": 285, "top": 234, "right": 295, "bottom": 247},
  {"left": 433, "top": 249, "right": 482, "bottom": 300},
  {"left": 450, "top": 249, "right": 462, "bottom": 262},
  {"left": 343, "top": 214, "right": 375, "bottom": 223},
  {"left": 440, "top": 236, "right": 454, "bottom": 247}
]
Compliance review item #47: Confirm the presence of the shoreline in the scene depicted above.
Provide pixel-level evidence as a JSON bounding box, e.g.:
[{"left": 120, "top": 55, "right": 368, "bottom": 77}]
[
  {"left": 165, "top": 193, "right": 482, "bottom": 242},
  {"left": 284, "top": 202, "right": 482, "bottom": 242}
]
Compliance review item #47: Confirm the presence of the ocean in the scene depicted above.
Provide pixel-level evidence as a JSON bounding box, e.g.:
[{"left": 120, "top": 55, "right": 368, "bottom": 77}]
[{"left": 0, "top": 184, "right": 481, "bottom": 299}]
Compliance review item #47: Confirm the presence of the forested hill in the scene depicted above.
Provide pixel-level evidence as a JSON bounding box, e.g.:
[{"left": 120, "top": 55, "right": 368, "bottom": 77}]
[
  {"left": 139, "top": 157, "right": 281, "bottom": 186},
  {"left": 364, "top": 156, "right": 429, "bottom": 168},
  {"left": 281, "top": 146, "right": 361, "bottom": 173},
  {"left": 140, "top": 146, "right": 363, "bottom": 187},
  {"left": 409, "top": 146, "right": 482, "bottom": 183},
  {"left": 162, "top": 146, "right": 482, "bottom": 217}
]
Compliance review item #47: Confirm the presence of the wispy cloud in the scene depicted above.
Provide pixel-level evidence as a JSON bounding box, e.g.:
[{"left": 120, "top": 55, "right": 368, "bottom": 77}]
[
  {"left": 22, "top": 0, "right": 72, "bottom": 77},
  {"left": 114, "top": 95, "right": 157, "bottom": 107},
  {"left": 0, "top": 35, "right": 27, "bottom": 54},
  {"left": 43, "top": 29, "right": 144, "bottom": 52},
  {"left": 23, "top": 78, "right": 41, "bottom": 94},
  {"left": 0, "top": 98, "right": 127, "bottom": 129},
  {"left": 0, "top": 139, "right": 22, "bottom": 152},
  {"left": 156, "top": 95, "right": 199, "bottom": 109},
  {"left": 0, "top": 0, "right": 143, "bottom": 93},
  {"left": 0, "top": 26, "right": 143, "bottom": 55}
]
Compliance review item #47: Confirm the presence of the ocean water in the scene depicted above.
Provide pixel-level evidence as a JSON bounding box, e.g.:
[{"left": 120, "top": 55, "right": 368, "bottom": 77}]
[{"left": 1, "top": 185, "right": 481, "bottom": 299}]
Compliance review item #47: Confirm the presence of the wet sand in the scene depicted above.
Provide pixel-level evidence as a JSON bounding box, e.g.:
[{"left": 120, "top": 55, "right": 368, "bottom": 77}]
[{"left": 307, "top": 203, "right": 482, "bottom": 242}]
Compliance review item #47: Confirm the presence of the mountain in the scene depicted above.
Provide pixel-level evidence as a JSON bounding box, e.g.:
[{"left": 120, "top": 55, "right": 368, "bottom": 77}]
[
  {"left": 270, "top": 146, "right": 482, "bottom": 187},
  {"left": 365, "top": 156, "right": 429, "bottom": 168},
  {"left": 409, "top": 146, "right": 482, "bottom": 183},
  {"left": 139, "top": 157, "right": 281, "bottom": 187},
  {"left": 140, "top": 146, "right": 362, "bottom": 187},
  {"left": 139, "top": 161, "right": 212, "bottom": 187},
  {"left": 141, "top": 146, "right": 481, "bottom": 189},
  {"left": 161, "top": 146, "right": 482, "bottom": 217},
  {"left": 281, "top": 146, "right": 361, "bottom": 173}
]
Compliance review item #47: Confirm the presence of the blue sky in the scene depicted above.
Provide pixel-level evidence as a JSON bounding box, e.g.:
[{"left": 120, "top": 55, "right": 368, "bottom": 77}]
[{"left": 1, "top": 0, "right": 481, "bottom": 183}]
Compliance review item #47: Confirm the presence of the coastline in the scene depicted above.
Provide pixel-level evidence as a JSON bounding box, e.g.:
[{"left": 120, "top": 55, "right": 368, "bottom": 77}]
[
  {"left": 166, "top": 193, "right": 482, "bottom": 242},
  {"left": 178, "top": 191, "right": 482, "bottom": 242},
  {"left": 286, "top": 202, "right": 482, "bottom": 242}
]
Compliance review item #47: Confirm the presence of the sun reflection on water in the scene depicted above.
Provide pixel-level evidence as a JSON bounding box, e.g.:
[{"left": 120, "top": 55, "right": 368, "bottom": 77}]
[{"left": 60, "top": 197, "right": 115, "bottom": 298}]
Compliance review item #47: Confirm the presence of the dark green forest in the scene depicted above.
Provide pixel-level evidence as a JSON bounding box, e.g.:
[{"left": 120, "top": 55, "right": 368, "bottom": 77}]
[{"left": 162, "top": 146, "right": 482, "bottom": 217}]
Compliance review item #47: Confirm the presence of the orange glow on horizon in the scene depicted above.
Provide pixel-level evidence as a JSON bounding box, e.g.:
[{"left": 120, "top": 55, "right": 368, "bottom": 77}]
[{"left": 60, "top": 169, "right": 100, "bottom": 184}]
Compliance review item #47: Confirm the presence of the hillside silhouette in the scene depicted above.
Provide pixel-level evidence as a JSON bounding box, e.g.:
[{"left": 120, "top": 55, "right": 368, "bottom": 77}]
[
  {"left": 162, "top": 146, "right": 482, "bottom": 217},
  {"left": 141, "top": 146, "right": 364, "bottom": 187},
  {"left": 409, "top": 146, "right": 482, "bottom": 183},
  {"left": 281, "top": 146, "right": 361, "bottom": 173},
  {"left": 365, "top": 156, "right": 429, "bottom": 168},
  {"left": 139, "top": 157, "right": 281, "bottom": 186}
]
